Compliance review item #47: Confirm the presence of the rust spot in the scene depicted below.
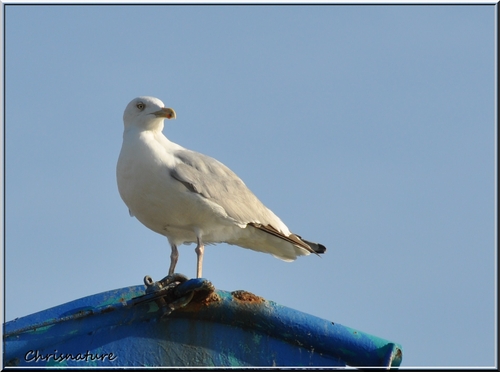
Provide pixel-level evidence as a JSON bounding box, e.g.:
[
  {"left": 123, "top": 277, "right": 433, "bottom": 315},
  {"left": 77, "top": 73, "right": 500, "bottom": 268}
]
[
  {"left": 231, "top": 290, "right": 265, "bottom": 303},
  {"left": 198, "top": 291, "right": 221, "bottom": 305},
  {"left": 181, "top": 292, "right": 221, "bottom": 312}
]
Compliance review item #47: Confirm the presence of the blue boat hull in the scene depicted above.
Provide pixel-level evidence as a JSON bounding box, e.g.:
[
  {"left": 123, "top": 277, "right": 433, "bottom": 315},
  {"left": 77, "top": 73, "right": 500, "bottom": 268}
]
[{"left": 4, "top": 278, "right": 402, "bottom": 367}]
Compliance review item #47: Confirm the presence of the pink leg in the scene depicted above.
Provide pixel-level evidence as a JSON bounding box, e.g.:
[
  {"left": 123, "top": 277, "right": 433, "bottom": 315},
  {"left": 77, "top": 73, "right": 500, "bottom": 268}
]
[
  {"left": 195, "top": 237, "right": 205, "bottom": 278},
  {"left": 169, "top": 244, "right": 179, "bottom": 276}
]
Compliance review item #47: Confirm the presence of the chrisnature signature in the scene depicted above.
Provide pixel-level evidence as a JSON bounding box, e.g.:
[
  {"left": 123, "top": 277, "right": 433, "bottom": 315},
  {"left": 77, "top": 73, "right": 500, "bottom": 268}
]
[{"left": 24, "top": 349, "right": 117, "bottom": 363}]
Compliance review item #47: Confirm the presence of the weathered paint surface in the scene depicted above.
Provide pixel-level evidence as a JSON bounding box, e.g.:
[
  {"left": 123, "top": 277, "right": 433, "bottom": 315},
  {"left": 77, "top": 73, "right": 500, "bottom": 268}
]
[{"left": 3, "top": 278, "right": 402, "bottom": 368}]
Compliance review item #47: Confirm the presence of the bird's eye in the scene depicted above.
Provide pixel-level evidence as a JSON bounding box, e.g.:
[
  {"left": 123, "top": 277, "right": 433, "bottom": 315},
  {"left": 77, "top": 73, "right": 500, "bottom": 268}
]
[{"left": 136, "top": 102, "right": 145, "bottom": 110}]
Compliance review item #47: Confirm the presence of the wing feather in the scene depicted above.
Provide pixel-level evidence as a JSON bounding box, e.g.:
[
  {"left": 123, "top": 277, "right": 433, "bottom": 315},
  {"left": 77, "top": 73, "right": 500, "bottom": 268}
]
[
  {"left": 248, "top": 222, "right": 316, "bottom": 254},
  {"left": 170, "top": 149, "right": 282, "bottom": 228},
  {"left": 169, "top": 149, "right": 326, "bottom": 256}
]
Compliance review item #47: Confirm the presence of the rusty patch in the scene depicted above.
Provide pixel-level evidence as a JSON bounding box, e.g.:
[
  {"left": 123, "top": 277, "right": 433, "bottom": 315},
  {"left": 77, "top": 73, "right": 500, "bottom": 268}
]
[
  {"left": 198, "top": 291, "right": 221, "bottom": 305},
  {"left": 181, "top": 291, "right": 221, "bottom": 313},
  {"left": 231, "top": 290, "right": 265, "bottom": 303}
]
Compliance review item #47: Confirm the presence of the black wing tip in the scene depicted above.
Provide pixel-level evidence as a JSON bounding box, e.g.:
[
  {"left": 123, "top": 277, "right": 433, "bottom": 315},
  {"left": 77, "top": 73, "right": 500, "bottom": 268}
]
[
  {"left": 315, "top": 243, "right": 327, "bottom": 254},
  {"left": 301, "top": 238, "right": 327, "bottom": 254}
]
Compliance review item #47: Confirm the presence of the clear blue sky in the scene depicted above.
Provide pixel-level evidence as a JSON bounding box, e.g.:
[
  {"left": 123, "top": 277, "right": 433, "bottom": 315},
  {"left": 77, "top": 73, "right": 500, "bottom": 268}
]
[{"left": 3, "top": 4, "right": 496, "bottom": 368}]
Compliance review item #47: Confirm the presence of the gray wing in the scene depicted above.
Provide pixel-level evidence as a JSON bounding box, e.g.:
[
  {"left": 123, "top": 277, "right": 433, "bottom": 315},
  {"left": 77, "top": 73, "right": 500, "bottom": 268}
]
[
  {"left": 171, "top": 149, "right": 324, "bottom": 255},
  {"left": 170, "top": 149, "right": 275, "bottom": 225}
]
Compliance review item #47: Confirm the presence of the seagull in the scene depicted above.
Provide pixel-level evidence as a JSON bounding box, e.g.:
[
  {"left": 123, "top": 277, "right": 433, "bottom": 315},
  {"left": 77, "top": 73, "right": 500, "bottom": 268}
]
[{"left": 117, "top": 96, "right": 326, "bottom": 278}]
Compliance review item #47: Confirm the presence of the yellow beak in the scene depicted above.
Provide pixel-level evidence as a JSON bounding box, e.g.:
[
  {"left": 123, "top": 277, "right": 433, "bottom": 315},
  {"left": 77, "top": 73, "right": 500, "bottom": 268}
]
[{"left": 153, "top": 107, "right": 176, "bottom": 120}]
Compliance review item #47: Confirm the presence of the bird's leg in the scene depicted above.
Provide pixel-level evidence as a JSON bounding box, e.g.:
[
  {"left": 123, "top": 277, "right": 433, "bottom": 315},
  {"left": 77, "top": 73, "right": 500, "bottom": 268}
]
[
  {"left": 195, "top": 237, "right": 205, "bottom": 278},
  {"left": 168, "top": 244, "right": 179, "bottom": 276}
]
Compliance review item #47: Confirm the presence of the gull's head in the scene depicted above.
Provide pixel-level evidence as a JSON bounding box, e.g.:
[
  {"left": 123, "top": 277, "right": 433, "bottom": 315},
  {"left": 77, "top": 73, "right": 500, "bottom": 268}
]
[{"left": 123, "top": 96, "right": 176, "bottom": 131}]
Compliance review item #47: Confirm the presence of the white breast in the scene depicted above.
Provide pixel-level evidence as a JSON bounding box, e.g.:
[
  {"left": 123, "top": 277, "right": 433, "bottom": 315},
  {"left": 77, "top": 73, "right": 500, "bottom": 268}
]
[{"left": 116, "top": 129, "right": 241, "bottom": 245}]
